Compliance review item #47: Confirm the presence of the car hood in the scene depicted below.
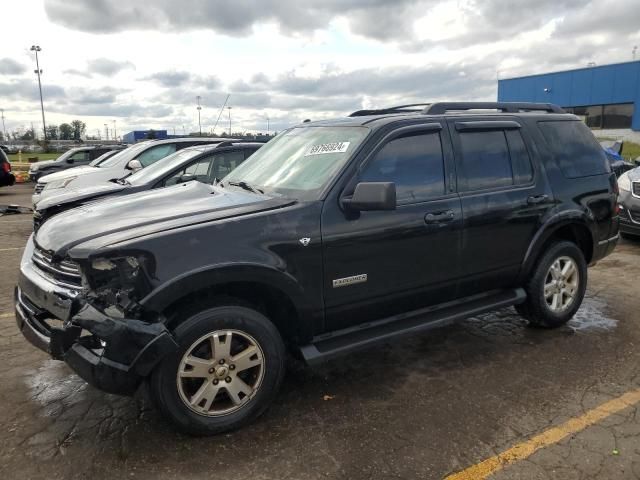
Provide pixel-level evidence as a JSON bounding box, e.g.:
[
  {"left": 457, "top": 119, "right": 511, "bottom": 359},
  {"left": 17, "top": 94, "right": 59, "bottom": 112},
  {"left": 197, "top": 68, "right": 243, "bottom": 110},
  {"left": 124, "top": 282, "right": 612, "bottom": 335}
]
[
  {"left": 59, "top": 167, "right": 128, "bottom": 188},
  {"left": 627, "top": 166, "right": 640, "bottom": 182},
  {"left": 35, "top": 181, "right": 295, "bottom": 257},
  {"left": 31, "top": 160, "right": 55, "bottom": 170},
  {"left": 36, "top": 181, "right": 127, "bottom": 211},
  {"left": 38, "top": 165, "right": 99, "bottom": 183}
]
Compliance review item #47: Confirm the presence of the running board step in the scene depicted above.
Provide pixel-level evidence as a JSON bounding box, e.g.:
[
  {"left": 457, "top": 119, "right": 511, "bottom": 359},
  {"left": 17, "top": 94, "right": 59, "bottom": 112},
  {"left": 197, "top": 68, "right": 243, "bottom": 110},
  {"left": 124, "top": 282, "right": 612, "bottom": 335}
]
[{"left": 300, "top": 288, "right": 526, "bottom": 366}]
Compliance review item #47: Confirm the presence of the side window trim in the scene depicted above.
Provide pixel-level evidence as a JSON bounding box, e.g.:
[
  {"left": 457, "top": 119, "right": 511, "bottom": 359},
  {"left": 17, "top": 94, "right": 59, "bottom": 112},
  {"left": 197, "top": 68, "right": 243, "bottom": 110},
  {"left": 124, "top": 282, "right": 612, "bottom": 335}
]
[{"left": 455, "top": 120, "right": 522, "bottom": 132}]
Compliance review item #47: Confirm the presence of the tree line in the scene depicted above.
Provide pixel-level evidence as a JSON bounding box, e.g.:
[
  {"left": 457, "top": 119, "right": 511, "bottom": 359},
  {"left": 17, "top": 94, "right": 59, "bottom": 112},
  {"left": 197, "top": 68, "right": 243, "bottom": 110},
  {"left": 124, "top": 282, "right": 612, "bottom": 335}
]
[{"left": 1, "top": 120, "right": 87, "bottom": 142}]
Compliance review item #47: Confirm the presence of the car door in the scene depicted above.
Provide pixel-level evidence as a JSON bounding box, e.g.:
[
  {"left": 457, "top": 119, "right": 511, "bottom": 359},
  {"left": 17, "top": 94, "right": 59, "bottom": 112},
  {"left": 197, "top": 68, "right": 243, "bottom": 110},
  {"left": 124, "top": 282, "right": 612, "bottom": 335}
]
[
  {"left": 447, "top": 117, "right": 554, "bottom": 295},
  {"left": 321, "top": 123, "right": 463, "bottom": 331}
]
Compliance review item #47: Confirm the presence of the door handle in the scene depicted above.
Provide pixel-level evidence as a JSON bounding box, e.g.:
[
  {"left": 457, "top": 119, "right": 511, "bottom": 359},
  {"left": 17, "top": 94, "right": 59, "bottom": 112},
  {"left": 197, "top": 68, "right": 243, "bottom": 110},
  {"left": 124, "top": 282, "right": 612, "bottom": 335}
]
[
  {"left": 527, "top": 194, "right": 549, "bottom": 205},
  {"left": 425, "top": 210, "right": 455, "bottom": 224}
]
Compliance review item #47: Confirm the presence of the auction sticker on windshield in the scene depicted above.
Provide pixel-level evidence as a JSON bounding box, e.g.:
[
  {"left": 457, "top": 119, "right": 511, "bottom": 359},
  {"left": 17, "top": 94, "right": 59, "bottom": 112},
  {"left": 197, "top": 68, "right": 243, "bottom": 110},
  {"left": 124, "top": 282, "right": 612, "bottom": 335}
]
[{"left": 305, "top": 142, "right": 350, "bottom": 156}]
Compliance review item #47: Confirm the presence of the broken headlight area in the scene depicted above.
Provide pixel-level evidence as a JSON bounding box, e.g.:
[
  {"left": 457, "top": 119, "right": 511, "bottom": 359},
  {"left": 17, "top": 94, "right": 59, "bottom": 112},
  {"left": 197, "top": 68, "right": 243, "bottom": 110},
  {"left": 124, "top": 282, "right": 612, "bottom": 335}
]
[{"left": 82, "top": 254, "right": 154, "bottom": 318}]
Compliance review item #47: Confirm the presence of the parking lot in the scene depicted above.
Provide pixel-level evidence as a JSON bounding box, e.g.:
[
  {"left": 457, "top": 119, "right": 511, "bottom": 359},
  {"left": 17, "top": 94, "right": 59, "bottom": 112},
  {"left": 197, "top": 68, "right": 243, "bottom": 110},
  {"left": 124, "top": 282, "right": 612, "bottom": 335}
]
[{"left": 1, "top": 182, "right": 639, "bottom": 479}]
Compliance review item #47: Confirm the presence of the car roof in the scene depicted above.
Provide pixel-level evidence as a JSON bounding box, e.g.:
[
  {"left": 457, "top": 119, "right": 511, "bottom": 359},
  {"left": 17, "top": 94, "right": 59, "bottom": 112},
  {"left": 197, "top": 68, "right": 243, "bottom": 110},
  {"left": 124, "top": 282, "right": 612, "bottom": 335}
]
[
  {"left": 299, "top": 102, "right": 574, "bottom": 129},
  {"left": 179, "top": 142, "right": 265, "bottom": 153},
  {"left": 143, "top": 137, "right": 235, "bottom": 145}
]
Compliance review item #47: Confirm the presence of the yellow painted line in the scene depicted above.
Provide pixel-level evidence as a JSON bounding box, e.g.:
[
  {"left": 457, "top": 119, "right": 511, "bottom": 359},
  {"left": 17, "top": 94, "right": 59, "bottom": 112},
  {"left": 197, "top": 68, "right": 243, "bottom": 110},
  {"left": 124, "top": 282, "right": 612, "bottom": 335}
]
[
  {"left": 445, "top": 388, "right": 640, "bottom": 480},
  {"left": 0, "top": 312, "right": 13, "bottom": 318},
  {"left": 0, "top": 246, "right": 24, "bottom": 252}
]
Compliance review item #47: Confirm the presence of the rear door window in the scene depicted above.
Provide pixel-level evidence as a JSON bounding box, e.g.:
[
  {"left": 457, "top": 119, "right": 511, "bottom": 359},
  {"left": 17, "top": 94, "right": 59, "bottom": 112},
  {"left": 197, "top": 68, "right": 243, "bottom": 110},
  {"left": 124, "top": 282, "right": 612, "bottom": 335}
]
[
  {"left": 538, "top": 120, "right": 609, "bottom": 178},
  {"left": 456, "top": 128, "right": 534, "bottom": 191}
]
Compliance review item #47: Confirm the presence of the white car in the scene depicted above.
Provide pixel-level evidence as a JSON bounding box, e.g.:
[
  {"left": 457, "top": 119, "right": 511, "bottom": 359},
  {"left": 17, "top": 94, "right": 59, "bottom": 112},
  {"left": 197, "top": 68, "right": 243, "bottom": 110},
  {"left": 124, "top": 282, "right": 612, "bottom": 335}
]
[{"left": 32, "top": 137, "right": 231, "bottom": 206}]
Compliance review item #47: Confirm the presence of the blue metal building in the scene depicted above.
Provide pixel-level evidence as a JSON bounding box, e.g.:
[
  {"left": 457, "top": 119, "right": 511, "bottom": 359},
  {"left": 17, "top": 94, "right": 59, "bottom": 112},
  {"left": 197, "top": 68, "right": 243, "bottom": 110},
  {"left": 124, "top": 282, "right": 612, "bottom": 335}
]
[
  {"left": 122, "top": 130, "right": 169, "bottom": 143},
  {"left": 498, "top": 61, "right": 640, "bottom": 131}
]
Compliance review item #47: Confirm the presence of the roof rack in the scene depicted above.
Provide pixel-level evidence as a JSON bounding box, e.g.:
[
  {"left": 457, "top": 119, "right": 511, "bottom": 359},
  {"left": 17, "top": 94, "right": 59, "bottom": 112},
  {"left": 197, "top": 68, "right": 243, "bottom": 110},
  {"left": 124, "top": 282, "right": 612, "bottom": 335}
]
[
  {"left": 349, "top": 102, "right": 565, "bottom": 118},
  {"left": 348, "top": 104, "right": 432, "bottom": 117},
  {"left": 423, "top": 102, "right": 565, "bottom": 114}
]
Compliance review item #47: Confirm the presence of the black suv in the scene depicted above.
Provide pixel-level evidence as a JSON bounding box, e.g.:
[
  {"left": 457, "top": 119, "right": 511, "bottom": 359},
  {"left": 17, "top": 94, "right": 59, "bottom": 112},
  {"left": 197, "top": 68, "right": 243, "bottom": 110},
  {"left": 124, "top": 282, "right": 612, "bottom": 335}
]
[
  {"left": 28, "top": 145, "right": 123, "bottom": 181},
  {"left": 15, "top": 102, "right": 619, "bottom": 435}
]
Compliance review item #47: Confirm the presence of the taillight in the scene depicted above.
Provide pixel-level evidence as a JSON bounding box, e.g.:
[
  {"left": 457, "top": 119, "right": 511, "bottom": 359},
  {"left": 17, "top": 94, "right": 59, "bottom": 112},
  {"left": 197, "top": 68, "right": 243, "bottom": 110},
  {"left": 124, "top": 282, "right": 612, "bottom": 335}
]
[{"left": 1, "top": 162, "right": 9, "bottom": 173}]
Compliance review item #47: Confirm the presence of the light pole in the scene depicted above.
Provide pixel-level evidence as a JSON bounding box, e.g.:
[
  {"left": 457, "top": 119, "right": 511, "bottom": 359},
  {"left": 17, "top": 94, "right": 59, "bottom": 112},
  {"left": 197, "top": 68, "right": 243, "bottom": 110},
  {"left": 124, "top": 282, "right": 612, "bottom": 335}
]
[
  {"left": 634, "top": 46, "right": 638, "bottom": 61},
  {"left": 0, "top": 109, "right": 6, "bottom": 142},
  {"left": 227, "top": 106, "right": 232, "bottom": 136},
  {"left": 104, "top": 124, "right": 109, "bottom": 141},
  {"left": 196, "top": 96, "right": 202, "bottom": 136},
  {"left": 30, "top": 45, "right": 47, "bottom": 142},
  {"left": 112, "top": 120, "right": 117, "bottom": 141}
]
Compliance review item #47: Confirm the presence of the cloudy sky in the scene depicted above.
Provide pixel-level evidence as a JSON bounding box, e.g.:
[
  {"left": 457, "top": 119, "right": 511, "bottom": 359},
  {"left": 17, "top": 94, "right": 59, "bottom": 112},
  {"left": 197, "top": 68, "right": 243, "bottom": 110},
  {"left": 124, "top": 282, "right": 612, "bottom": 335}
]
[{"left": 0, "top": 0, "right": 638, "bottom": 139}]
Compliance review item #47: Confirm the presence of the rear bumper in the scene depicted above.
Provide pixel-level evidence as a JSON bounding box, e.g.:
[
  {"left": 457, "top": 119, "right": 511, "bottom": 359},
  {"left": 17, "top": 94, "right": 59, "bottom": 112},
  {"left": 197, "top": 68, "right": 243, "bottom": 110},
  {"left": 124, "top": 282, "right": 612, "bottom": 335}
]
[
  {"left": 0, "top": 172, "right": 15, "bottom": 187},
  {"left": 15, "top": 237, "right": 178, "bottom": 395}
]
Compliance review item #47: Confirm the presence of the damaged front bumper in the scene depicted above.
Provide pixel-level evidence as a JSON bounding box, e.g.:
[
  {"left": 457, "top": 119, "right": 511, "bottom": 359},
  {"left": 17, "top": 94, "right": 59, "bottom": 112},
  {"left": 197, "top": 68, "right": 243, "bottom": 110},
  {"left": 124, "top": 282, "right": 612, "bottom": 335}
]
[{"left": 15, "top": 237, "right": 178, "bottom": 395}]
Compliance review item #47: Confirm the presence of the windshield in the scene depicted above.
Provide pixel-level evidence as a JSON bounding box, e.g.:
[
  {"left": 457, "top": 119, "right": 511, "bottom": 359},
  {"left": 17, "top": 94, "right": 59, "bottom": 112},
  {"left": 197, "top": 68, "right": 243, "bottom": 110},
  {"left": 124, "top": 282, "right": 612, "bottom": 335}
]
[
  {"left": 90, "top": 150, "right": 118, "bottom": 167},
  {"left": 223, "top": 126, "right": 369, "bottom": 200},
  {"left": 54, "top": 149, "right": 77, "bottom": 163},
  {"left": 126, "top": 148, "right": 207, "bottom": 185},
  {"left": 99, "top": 142, "right": 152, "bottom": 168}
]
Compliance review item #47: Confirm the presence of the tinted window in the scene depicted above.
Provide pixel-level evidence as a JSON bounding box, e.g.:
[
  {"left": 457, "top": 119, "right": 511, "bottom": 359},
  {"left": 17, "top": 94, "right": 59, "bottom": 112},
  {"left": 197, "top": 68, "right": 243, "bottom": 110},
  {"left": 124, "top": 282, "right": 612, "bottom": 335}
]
[
  {"left": 538, "top": 121, "right": 609, "bottom": 178},
  {"left": 360, "top": 131, "right": 445, "bottom": 204},
  {"left": 505, "top": 130, "right": 533, "bottom": 184},
  {"left": 69, "top": 151, "right": 89, "bottom": 163},
  {"left": 458, "top": 131, "right": 512, "bottom": 190},
  {"left": 603, "top": 103, "right": 633, "bottom": 129},
  {"left": 137, "top": 144, "right": 177, "bottom": 167}
]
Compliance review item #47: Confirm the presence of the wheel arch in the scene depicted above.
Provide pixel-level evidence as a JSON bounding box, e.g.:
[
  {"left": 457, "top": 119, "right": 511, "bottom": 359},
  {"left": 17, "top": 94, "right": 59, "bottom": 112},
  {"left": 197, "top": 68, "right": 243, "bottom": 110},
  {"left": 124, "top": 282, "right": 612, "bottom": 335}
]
[
  {"left": 519, "top": 214, "right": 595, "bottom": 282},
  {"left": 140, "top": 263, "right": 313, "bottom": 344}
]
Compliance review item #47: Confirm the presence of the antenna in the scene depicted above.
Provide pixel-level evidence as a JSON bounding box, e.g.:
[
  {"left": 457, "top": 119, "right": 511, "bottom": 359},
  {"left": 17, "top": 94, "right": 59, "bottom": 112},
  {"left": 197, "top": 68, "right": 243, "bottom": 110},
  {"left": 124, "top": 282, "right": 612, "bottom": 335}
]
[{"left": 213, "top": 94, "right": 230, "bottom": 133}]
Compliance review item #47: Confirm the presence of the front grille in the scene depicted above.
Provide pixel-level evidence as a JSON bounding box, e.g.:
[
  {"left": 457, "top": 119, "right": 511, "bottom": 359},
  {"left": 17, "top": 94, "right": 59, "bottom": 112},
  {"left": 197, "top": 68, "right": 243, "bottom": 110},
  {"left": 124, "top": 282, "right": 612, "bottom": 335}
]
[
  {"left": 630, "top": 210, "right": 640, "bottom": 223},
  {"left": 633, "top": 182, "right": 640, "bottom": 197},
  {"left": 32, "top": 246, "right": 82, "bottom": 289},
  {"left": 34, "top": 183, "right": 45, "bottom": 194}
]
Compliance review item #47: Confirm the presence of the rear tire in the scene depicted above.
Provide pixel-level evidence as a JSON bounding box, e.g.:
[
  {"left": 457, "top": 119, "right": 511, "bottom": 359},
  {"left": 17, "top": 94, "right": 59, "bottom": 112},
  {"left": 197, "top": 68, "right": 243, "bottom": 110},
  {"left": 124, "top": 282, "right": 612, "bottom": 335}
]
[
  {"left": 150, "top": 304, "right": 286, "bottom": 435},
  {"left": 517, "top": 241, "right": 587, "bottom": 328}
]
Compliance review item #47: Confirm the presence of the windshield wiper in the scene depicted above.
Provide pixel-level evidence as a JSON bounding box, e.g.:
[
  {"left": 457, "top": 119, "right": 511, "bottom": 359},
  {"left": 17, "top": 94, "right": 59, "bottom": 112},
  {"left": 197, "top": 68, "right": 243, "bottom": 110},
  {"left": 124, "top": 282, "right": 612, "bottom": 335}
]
[{"left": 228, "top": 180, "right": 263, "bottom": 194}]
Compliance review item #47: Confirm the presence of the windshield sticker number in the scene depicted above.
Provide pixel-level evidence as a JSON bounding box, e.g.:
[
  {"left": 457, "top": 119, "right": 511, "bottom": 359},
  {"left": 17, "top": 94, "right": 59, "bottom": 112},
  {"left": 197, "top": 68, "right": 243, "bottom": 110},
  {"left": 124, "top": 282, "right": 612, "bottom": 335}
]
[{"left": 305, "top": 142, "right": 350, "bottom": 156}]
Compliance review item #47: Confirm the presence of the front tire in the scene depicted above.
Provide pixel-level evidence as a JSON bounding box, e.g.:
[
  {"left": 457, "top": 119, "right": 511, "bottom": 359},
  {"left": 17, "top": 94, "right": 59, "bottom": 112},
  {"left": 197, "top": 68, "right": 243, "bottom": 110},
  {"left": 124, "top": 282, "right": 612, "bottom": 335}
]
[
  {"left": 516, "top": 241, "right": 587, "bottom": 328},
  {"left": 150, "top": 304, "right": 286, "bottom": 435}
]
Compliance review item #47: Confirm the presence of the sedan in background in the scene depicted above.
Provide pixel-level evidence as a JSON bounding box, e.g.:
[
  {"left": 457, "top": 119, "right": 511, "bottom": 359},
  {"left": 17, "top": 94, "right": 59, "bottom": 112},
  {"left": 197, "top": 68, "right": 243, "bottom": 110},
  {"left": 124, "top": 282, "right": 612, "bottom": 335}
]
[
  {"left": 28, "top": 145, "right": 124, "bottom": 181},
  {"left": 33, "top": 141, "right": 262, "bottom": 228},
  {"left": 33, "top": 137, "right": 233, "bottom": 206},
  {"left": 618, "top": 167, "right": 640, "bottom": 240}
]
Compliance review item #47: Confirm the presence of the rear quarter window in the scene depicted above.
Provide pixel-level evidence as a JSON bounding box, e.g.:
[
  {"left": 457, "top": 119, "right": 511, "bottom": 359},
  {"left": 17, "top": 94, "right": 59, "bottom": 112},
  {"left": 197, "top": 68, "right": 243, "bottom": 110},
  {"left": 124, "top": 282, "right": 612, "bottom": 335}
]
[{"left": 538, "top": 120, "right": 609, "bottom": 178}]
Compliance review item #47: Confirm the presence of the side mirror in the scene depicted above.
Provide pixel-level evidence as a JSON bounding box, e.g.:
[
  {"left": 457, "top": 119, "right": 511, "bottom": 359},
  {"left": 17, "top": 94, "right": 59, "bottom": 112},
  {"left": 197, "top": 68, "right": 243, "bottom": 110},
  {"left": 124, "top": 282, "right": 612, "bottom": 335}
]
[
  {"left": 66, "top": 158, "right": 74, "bottom": 164},
  {"left": 343, "top": 182, "right": 396, "bottom": 211},
  {"left": 179, "top": 173, "right": 197, "bottom": 183},
  {"left": 127, "top": 159, "right": 143, "bottom": 171}
]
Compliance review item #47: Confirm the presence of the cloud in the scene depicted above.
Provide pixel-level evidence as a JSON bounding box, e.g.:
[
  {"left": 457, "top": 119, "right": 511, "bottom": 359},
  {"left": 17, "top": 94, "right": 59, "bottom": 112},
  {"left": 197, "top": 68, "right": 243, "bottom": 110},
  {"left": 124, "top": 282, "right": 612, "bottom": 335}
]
[
  {"left": 0, "top": 80, "right": 66, "bottom": 101},
  {"left": 0, "top": 58, "right": 27, "bottom": 75},
  {"left": 143, "top": 70, "right": 192, "bottom": 87},
  {"left": 87, "top": 58, "right": 135, "bottom": 76},
  {"left": 43, "top": 0, "right": 433, "bottom": 41}
]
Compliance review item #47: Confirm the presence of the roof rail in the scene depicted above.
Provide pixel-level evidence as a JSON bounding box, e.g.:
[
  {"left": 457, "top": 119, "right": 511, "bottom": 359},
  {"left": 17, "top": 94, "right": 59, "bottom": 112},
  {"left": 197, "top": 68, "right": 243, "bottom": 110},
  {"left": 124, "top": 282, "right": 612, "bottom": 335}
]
[
  {"left": 349, "top": 103, "right": 432, "bottom": 117},
  {"left": 424, "top": 102, "right": 565, "bottom": 114}
]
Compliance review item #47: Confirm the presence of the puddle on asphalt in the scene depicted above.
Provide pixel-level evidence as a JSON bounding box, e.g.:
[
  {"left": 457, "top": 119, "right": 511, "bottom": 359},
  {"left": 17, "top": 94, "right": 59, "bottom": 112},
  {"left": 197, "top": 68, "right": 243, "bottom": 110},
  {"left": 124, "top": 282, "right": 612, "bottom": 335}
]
[
  {"left": 568, "top": 296, "right": 618, "bottom": 332},
  {"left": 24, "top": 360, "right": 88, "bottom": 415}
]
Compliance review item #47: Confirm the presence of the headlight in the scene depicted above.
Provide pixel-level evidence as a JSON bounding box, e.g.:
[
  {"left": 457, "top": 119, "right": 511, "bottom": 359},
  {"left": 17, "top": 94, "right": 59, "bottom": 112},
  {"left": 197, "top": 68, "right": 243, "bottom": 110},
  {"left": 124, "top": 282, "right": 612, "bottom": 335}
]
[
  {"left": 46, "top": 176, "right": 77, "bottom": 190},
  {"left": 618, "top": 173, "right": 631, "bottom": 192},
  {"left": 85, "top": 254, "right": 153, "bottom": 314},
  {"left": 29, "top": 165, "right": 39, "bottom": 172}
]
